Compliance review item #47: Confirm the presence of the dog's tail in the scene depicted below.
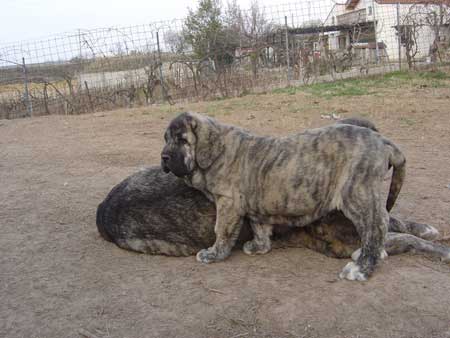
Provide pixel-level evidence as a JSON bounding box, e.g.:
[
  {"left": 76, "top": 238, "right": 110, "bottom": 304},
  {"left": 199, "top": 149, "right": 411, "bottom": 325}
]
[
  {"left": 96, "top": 201, "right": 114, "bottom": 242},
  {"left": 386, "top": 142, "right": 406, "bottom": 212}
]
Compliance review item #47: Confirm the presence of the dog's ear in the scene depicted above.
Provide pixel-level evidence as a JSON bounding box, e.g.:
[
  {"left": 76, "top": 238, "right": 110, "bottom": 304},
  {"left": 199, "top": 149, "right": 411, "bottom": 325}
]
[{"left": 187, "top": 113, "right": 224, "bottom": 170}]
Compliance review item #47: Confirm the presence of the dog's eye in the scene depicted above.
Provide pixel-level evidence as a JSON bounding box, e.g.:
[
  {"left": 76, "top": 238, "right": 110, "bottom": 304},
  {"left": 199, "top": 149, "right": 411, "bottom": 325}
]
[{"left": 179, "top": 138, "right": 188, "bottom": 145}]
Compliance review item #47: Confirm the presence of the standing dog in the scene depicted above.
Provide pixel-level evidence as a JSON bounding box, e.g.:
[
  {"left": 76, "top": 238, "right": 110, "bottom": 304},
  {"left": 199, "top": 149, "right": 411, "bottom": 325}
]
[{"left": 161, "top": 113, "right": 406, "bottom": 281}]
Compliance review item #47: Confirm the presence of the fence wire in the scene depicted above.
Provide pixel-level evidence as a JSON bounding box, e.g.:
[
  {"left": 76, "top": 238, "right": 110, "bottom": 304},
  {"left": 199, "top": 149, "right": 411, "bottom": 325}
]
[{"left": 1, "top": 0, "right": 449, "bottom": 119}]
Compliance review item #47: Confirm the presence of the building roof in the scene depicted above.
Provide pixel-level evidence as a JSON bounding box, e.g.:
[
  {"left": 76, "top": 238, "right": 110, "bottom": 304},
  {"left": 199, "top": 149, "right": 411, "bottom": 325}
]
[
  {"left": 346, "top": 0, "right": 449, "bottom": 7},
  {"left": 345, "top": 0, "right": 360, "bottom": 10},
  {"left": 376, "top": 0, "right": 449, "bottom": 4},
  {"left": 288, "top": 21, "right": 375, "bottom": 35}
]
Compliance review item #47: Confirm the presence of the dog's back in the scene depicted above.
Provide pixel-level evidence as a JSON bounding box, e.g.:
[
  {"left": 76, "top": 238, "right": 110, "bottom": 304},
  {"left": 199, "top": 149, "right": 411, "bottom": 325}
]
[
  {"left": 337, "top": 117, "right": 378, "bottom": 132},
  {"left": 96, "top": 166, "right": 218, "bottom": 256},
  {"left": 96, "top": 200, "right": 113, "bottom": 242}
]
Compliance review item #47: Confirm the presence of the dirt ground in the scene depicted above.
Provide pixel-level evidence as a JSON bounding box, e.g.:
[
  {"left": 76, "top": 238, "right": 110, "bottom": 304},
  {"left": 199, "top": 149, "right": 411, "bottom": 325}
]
[{"left": 1, "top": 77, "right": 450, "bottom": 338}]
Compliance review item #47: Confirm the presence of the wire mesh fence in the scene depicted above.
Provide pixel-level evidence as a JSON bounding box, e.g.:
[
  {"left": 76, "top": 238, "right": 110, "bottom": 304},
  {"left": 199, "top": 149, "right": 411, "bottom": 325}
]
[{"left": 1, "top": 0, "right": 449, "bottom": 119}]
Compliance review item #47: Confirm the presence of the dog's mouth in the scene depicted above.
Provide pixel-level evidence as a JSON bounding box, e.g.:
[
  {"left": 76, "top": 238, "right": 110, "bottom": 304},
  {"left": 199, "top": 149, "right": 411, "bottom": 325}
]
[
  {"left": 161, "top": 159, "right": 192, "bottom": 177},
  {"left": 170, "top": 166, "right": 192, "bottom": 177},
  {"left": 161, "top": 160, "right": 171, "bottom": 173}
]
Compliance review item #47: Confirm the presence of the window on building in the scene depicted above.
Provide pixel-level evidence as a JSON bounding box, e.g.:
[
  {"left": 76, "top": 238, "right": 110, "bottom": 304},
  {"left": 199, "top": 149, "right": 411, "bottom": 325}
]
[
  {"left": 398, "top": 25, "right": 415, "bottom": 46},
  {"left": 332, "top": 16, "right": 335, "bottom": 25},
  {"left": 368, "top": 6, "right": 373, "bottom": 16},
  {"left": 339, "top": 36, "right": 347, "bottom": 50}
]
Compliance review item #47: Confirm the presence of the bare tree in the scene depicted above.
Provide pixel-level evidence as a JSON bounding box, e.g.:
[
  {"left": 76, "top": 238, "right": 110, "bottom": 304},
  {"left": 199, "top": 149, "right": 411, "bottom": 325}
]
[
  {"left": 226, "top": 0, "right": 274, "bottom": 79},
  {"left": 401, "top": 2, "right": 450, "bottom": 68}
]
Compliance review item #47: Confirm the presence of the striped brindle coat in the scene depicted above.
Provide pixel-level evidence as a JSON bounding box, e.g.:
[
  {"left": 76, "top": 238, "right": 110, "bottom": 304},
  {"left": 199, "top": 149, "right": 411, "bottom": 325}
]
[{"left": 161, "top": 113, "right": 407, "bottom": 281}]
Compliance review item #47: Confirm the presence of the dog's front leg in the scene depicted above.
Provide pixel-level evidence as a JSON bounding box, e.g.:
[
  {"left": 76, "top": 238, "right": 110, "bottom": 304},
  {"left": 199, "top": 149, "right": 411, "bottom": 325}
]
[{"left": 196, "top": 197, "right": 241, "bottom": 264}]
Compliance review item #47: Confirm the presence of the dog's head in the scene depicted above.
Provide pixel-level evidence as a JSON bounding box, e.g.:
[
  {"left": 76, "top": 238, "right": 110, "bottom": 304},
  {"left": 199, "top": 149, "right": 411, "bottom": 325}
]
[{"left": 161, "top": 112, "right": 224, "bottom": 177}]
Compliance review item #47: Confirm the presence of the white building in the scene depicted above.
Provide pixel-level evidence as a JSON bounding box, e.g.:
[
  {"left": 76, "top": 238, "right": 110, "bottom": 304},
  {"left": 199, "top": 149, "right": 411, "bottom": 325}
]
[{"left": 325, "top": 0, "right": 450, "bottom": 62}]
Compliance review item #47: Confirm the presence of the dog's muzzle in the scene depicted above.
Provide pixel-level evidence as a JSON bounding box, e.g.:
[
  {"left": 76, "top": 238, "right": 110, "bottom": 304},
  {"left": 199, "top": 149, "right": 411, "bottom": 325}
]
[{"left": 161, "top": 154, "right": 171, "bottom": 173}]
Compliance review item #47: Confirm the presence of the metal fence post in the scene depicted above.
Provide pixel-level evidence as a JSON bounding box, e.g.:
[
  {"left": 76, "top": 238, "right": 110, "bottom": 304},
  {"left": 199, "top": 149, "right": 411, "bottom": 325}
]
[
  {"left": 22, "top": 57, "right": 33, "bottom": 117},
  {"left": 285, "top": 16, "right": 291, "bottom": 84},
  {"left": 371, "top": 0, "right": 380, "bottom": 64},
  {"left": 78, "top": 29, "right": 83, "bottom": 59},
  {"left": 156, "top": 31, "right": 168, "bottom": 102},
  {"left": 397, "top": 2, "right": 401, "bottom": 70}
]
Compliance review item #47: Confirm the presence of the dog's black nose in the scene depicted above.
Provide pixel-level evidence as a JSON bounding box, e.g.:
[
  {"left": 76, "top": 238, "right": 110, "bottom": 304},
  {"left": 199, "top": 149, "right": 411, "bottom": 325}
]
[{"left": 161, "top": 154, "right": 170, "bottom": 163}]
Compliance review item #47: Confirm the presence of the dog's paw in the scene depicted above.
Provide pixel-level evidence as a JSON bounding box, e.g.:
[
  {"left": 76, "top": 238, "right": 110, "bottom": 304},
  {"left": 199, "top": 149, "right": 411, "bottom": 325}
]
[
  {"left": 351, "top": 248, "right": 387, "bottom": 261},
  {"left": 196, "top": 248, "right": 218, "bottom": 264},
  {"left": 243, "top": 240, "right": 271, "bottom": 256},
  {"left": 419, "top": 226, "right": 440, "bottom": 241},
  {"left": 339, "top": 262, "right": 368, "bottom": 281}
]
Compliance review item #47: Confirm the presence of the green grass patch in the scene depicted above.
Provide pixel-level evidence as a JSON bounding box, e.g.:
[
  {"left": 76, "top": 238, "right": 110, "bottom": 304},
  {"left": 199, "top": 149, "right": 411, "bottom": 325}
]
[
  {"left": 272, "top": 86, "right": 299, "bottom": 95},
  {"left": 417, "top": 70, "right": 450, "bottom": 80},
  {"left": 381, "top": 70, "right": 413, "bottom": 80},
  {"left": 273, "top": 69, "right": 450, "bottom": 98},
  {"left": 304, "top": 80, "right": 375, "bottom": 98},
  {"left": 384, "top": 69, "right": 450, "bottom": 81},
  {"left": 273, "top": 77, "right": 381, "bottom": 98}
]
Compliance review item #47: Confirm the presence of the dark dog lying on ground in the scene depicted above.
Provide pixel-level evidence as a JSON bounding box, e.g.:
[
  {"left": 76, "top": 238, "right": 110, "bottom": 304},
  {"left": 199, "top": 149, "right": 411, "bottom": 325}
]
[{"left": 97, "top": 118, "right": 450, "bottom": 277}]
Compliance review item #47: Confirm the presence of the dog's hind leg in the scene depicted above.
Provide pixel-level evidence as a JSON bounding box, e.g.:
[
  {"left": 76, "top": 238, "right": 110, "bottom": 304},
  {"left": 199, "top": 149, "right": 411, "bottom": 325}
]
[
  {"left": 339, "top": 189, "right": 389, "bottom": 281},
  {"left": 351, "top": 216, "right": 442, "bottom": 261},
  {"left": 243, "top": 223, "right": 273, "bottom": 255},
  {"left": 388, "top": 216, "right": 440, "bottom": 241},
  {"left": 384, "top": 232, "right": 450, "bottom": 262}
]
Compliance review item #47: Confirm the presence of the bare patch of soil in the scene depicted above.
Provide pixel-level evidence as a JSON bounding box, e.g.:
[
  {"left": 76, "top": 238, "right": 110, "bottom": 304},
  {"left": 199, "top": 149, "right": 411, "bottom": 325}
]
[{"left": 1, "top": 79, "right": 450, "bottom": 338}]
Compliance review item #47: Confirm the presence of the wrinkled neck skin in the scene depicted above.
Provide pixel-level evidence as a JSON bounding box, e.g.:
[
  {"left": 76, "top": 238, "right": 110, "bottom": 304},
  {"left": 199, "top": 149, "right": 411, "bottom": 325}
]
[{"left": 183, "top": 123, "right": 252, "bottom": 206}]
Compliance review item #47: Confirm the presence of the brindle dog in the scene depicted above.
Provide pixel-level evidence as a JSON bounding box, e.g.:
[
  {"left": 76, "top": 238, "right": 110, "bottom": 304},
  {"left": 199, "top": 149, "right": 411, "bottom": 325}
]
[
  {"left": 158, "top": 113, "right": 441, "bottom": 281},
  {"left": 97, "top": 166, "right": 450, "bottom": 261},
  {"left": 160, "top": 113, "right": 403, "bottom": 280}
]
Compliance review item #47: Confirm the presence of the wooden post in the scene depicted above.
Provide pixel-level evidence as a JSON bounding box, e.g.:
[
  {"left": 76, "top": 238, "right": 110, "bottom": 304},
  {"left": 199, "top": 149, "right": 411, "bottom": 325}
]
[
  {"left": 397, "top": 2, "right": 402, "bottom": 70},
  {"left": 156, "top": 31, "right": 168, "bottom": 102},
  {"left": 22, "top": 57, "right": 33, "bottom": 117}
]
